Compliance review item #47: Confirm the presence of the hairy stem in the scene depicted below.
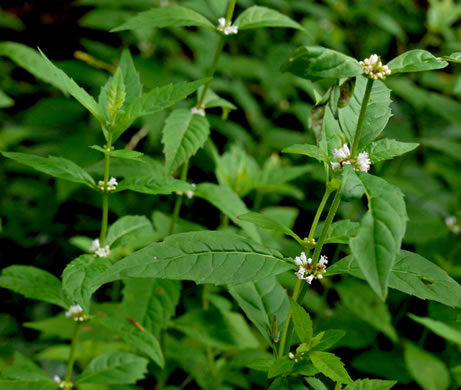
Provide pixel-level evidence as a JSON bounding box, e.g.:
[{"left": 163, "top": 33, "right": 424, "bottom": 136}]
[
  {"left": 99, "top": 132, "right": 113, "bottom": 246},
  {"left": 350, "top": 78, "right": 373, "bottom": 158},
  {"left": 65, "top": 323, "right": 81, "bottom": 382}
]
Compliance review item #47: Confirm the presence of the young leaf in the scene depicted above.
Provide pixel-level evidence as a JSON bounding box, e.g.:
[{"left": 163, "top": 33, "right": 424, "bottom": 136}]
[
  {"left": 238, "top": 211, "right": 303, "bottom": 244},
  {"left": 344, "top": 379, "right": 397, "bottom": 390},
  {"left": 106, "top": 215, "right": 153, "bottom": 247},
  {"left": 111, "top": 5, "right": 215, "bottom": 32},
  {"left": 117, "top": 176, "right": 194, "bottom": 195},
  {"left": 387, "top": 50, "right": 448, "bottom": 74},
  {"left": 89, "top": 145, "right": 144, "bottom": 161},
  {"left": 290, "top": 299, "right": 313, "bottom": 345},
  {"left": 443, "top": 52, "right": 461, "bottom": 63},
  {"left": 364, "top": 139, "right": 419, "bottom": 163},
  {"left": 408, "top": 314, "right": 461, "bottom": 345},
  {"left": 328, "top": 250, "right": 461, "bottom": 308},
  {"left": 119, "top": 48, "right": 142, "bottom": 105},
  {"left": 93, "top": 317, "right": 164, "bottom": 367},
  {"left": 282, "top": 144, "right": 326, "bottom": 163},
  {"left": 309, "top": 351, "right": 353, "bottom": 384},
  {"left": 234, "top": 6, "right": 304, "bottom": 31},
  {"left": 199, "top": 87, "right": 237, "bottom": 111},
  {"left": 0, "top": 265, "right": 67, "bottom": 308},
  {"left": 310, "top": 329, "right": 346, "bottom": 351},
  {"left": 2, "top": 152, "right": 95, "bottom": 188},
  {"left": 323, "top": 220, "right": 360, "bottom": 244},
  {"left": 62, "top": 254, "right": 111, "bottom": 313},
  {"left": 91, "top": 231, "right": 292, "bottom": 289},
  {"left": 161, "top": 108, "right": 210, "bottom": 175},
  {"left": 349, "top": 173, "right": 407, "bottom": 300},
  {"left": 75, "top": 352, "right": 148, "bottom": 385},
  {"left": 404, "top": 342, "right": 450, "bottom": 390},
  {"left": 101, "top": 67, "right": 126, "bottom": 121},
  {"left": 282, "top": 46, "right": 362, "bottom": 81}
]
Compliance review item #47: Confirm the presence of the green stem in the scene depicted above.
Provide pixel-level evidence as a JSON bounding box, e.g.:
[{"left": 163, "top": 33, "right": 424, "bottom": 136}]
[
  {"left": 168, "top": 161, "right": 189, "bottom": 235},
  {"left": 99, "top": 132, "right": 113, "bottom": 247},
  {"left": 307, "top": 187, "right": 332, "bottom": 240},
  {"left": 65, "top": 323, "right": 81, "bottom": 382},
  {"left": 350, "top": 78, "right": 373, "bottom": 158}
]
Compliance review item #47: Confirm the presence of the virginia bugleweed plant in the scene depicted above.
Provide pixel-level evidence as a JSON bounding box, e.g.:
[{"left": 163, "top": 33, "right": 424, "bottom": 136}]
[{"left": 2, "top": 1, "right": 461, "bottom": 389}]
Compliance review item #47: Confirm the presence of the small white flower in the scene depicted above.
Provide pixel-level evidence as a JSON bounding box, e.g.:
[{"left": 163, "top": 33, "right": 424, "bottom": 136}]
[
  {"left": 294, "top": 251, "right": 309, "bottom": 266},
  {"left": 90, "top": 238, "right": 100, "bottom": 253},
  {"left": 288, "top": 352, "right": 295, "bottom": 359},
  {"left": 369, "top": 54, "right": 379, "bottom": 65},
  {"left": 305, "top": 275, "right": 314, "bottom": 284},
  {"left": 218, "top": 17, "right": 226, "bottom": 28},
  {"left": 217, "top": 17, "right": 238, "bottom": 35},
  {"left": 90, "top": 238, "right": 110, "bottom": 258},
  {"left": 331, "top": 162, "right": 341, "bottom": 170},
  {"left": 319, "top": 255, "right": 328, "bottom": 266},
  {"left": 54, "top": 376, "right": 61, "bottom": 383},
  {"left": 317, "top": 274, "right": 323, "bottom": 279},
  {"left": 446, "top": 216, "right": 461, "bottom": 234},
  {"left": 360, "top": 54, "right": 391, "bottom": 80},
  {"left": 191, "top": 106, "right": 205, "bottom": 116},
  {"left": 98, "top": 177, "right": 118, "bottom": 192},
  {"left": 333, "top": 144, "right": 351, "bottom": 160},
  {"left": 357, "top": 152, "right": 371, "bottom": 172},
  {"left": 66, "top": 304, "right": 83, "bottom": 318}
]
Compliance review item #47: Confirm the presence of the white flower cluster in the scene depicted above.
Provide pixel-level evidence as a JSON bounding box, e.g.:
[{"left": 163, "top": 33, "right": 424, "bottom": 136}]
[
  {"left": 176, "top": 183, "right": 196, "bottom": 199},
  {"left": 446, "top": 216, "right": 461, "bottom": 234},
  {"left": 53, "top": 376, "right": 72, "bottom": 389},
  {"left": 330, "top": 144, "right": 371, "bottom": 173},
  {"left": 191, "top": 106, "right": 206, "bottom": 117},
  {"left": 294, "top": 252, "right": 328, "bottom": 284},
  {"left": 98, "top": 177, "right": 118, "bottom": 192},
  {"left": 360, "top": 54, "right": 391, "bottom": 80},
  {"left": 90, "top": 238, "right": 110, "bottom": 258},
  {"left": 217, "top": 17, "right": 238, "bottom": 35},
  {"left": 65, "top": 304, "right": 87, "bottom": 322}
]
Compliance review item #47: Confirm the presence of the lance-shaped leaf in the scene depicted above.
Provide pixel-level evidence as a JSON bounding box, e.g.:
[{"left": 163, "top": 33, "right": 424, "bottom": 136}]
[
  {"left": 2, "top": 152, "right": 95, "bottom": 188},
  {"left": 62, "top": 255, "right": 111, "bottom": 313},
  {"left": 106, "top": 215, "right": 153, "bottom": 247},
  {"left": 89, "top": 145, "right": 143, "bottom": 161},
  {"left": 364, "top": 139, "right": 419, "bottom": 163},
  {"left": 0, "top": 265, "right": 67, "bottom": 308},
  {"left": 409, "top": 314, "right": 461, "bottom": 346},
  {"left": 290, "top": 299, "right": 313, "bottom": 345},
  {"left": 162, "top": 108, "right": 210, "bottom": 175},
  {"left": 119, "top": 48, "right": 142, "bottom": 105},
  {"left": 91, "top": 231, "right": 292, "bottom": 289},
  {"left": 234, "top": 6, "right": 304, "bottom": 31},
  {"left": 387, "top": 50, "right": 448, "bottom": 74},
  {"left": 238, "top": 211, "right": 303, "bottom": 244},
  {"left": 282, "top": 144, "right": 326, "bottom": 163},
  {"left": 344, "top": 379, "right": 397, "bottom": 390},
  {"left": 282, "top": 46, "right": 362, "bottom": 81},
  {"left": 93, "top": 317, "right": 164, "bottom": 367},
  {"left": 117, "top": 176, "right": 193, "bottom": 195},
  {"left": 228, "top": 276, "right": 289, "bottom": 346},
  {"left": 99, "top": 67, "right": 126, "bottom": 120},
  {"left": 349, "top": 173, "right": 407, "bottom": 300},
  {"left": 309, "top": 351, "right": 353, "bottom": 384},
  {"left": 328, "top": 250, "right": 461, "bottom": 308},
  {"left": 75, "top": 352, "right": 148, "bottom": 385},
  {"left": 339, "top": 75, "right": 392, "bottom": 148},
  {"left": 443, "top": 52, "right": 461, "bottom": 63},
  {"left": 111, "top": 5, "right": 215, "bottom": 32}
]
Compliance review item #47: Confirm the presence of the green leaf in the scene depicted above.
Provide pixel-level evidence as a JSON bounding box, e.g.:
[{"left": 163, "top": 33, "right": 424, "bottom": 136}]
[
  {"left": 282, "top": 144, "right": 326, "bottom": 163},
  {"left": 404, "top": 342, "right": 450, "bottom": 390},
  {"left": 106, "top": 67, "right": 126, "bottom": 118},
  {"left": 194, "top": 183, "right": 261, "bottom": 242},
  {"left": 388, "top": 50, "right": 448, "bottom": 74},
  {"left": 282, "top": 46, "right": 362, "bottom": 81},
  {"left": 161, "top": 108, "right": 210, "bottom": 175},
  {"left": 93, "top": 317, "right": 164, "bottom": 367},
  {"left": 91, "top": 231, "right": 291, "bottom": 289},
  {"left": 349, "top": 173, "right": 407, "bottom": 300},
  {"left": 339, "top": 75, "right": 392, "bottom": 148},
  {"left": 2, "top": 152, "right": 95, "bottom": 188},
  {"left": 106, "top": 215, "right": 153, "bottom": 247},
  {"left": 0, "top": 89, "right": 14, "bottom": 108},
  {"left": 122, "top": 278, "right": 181, "bottom": 336},
  {"left": 117, "top": 176, "right": 193, "bottom": 195},
  {"left": 328, "top": 250, "right": 461, "bottom": 308},
  {"left": 38, "top": 49, "right": 104, "bottom": 122},
  {"left": 119, "top": 48, "right": 142, "bottom": 105},
  {"left": 62, "top": 255, "right": 111, "bottom": 313},
  {"left": 0, "top": 265, "right": 67, "bottom": 308},
  {"left": 322, "top": 220, "right": 360, "bottom": 244},
  {"left": 364, "top": 139, "right": 419, "bottom": 163},
  {"left": 290, "top": 299, "right": 313, "bottom": 345},
  {"left": 89, "top": 145, "right": 144, "bottom": 161},
  {"left": 443, "top": 52, "right": 461, "bottom": 63},
  {"left": 238, "top": 212, "right": 303, "bottom": 244},
  {"left": 110, "top": 78, "right": 209, "bottom": 142},
  {"left": 229, "top": 276, "right": 289, "bottom": 346},
  {"left": 268, "top": 357, "right": 295, "bottom": 379},
  {"left": 420, "top": 137, "right": 461, "bottom": 162},
  {"left": 75, "top": 352, "right": 148, "bottom": 385},
  {"left": 111, "top": 5, "right": 215, "bottom": 32},
  {"left": 310, "top": 329, "right": 346, "bottom": 351},
  {"left": 0, "top": 380, "right": 57, "bottom": 390},
  {"left": 305, "top": 377, "right": 328, "bottom": 390},
  {"left": 199, "top": 87, "right": 237, "bottom": 111},
  {"left": 235, "top": 6, "right": 304, "bottom": 31},
  {"left": 309, "top": 351, "right": 353, "bottom": 384},
  {"left": 408, "top": 314, "right": 461, "bottom": 345},
  {"left": 2, "top": 352, "right": 52, "bottom": 381},
  {"left": 344, "top": 379, "right": 397, "bottom": 390}
]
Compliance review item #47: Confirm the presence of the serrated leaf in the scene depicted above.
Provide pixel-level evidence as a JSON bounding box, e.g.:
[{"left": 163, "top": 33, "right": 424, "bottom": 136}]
[
  {"left": 117, "top": 176, "right": 193, "bottom": 195},
  {"left": 75, "top": 352, "right": 148, "bottom": 385},
  {"left": 404, "top": 342, "right": 450, "bottom": 390},
  {"left": 345, "top": 379, "right": 397, "bottom": 390},
  {"left": 161, "top": 108, "right": 210, "bottom": 175},
  {"left": 91, "top": 231, "right": 291, "bottom": 289},
  {"left": 119, "top": 48, "right": 142, "bottom": 105},
  {"left": 106, "top": 67, "right": 126, "bottom": 119},
  {"left": 229, "top": 276, "right": 289, "bottom": 346},
  {"left": 93, "top": 317, "right": 164, "bottom": 367},
  {"left": 282, "top": 46, "right": 362, "bottom": 81},
  {"left": 388, "top": 50, "right": 448, "bottom": 74},
  {"left": 106, "top": 215, "right": 153, "bottom": 247},
  {"left": 122, "top": 278, "right": 181, "bottom": 336},
  {"left": 89, "top": 145, "right": 144, "bottom": 160},
  {"left": 238, "top": 212, "right": 302, "bottom": 244},
  {"left": 328, "top": 250, "right": 461, "bottom": 308},
  {"left": 62, "top": 255, "right": 111, "bottom": 313},
  {"left": 349, "top": 173, "right": 407, "bottom": 300},
  {"left": 235, "top": 6, "right": 304, "bottom": 31},
  {"left": 0, "top": 265, "right": 67, "bottom": 308},
  {"left": 290, "top": 299, "right": 313, "bottom": 345},
  {"left": 111, "top": 5, "right": 215, "bottom": 32},
  {"left": 309, "top": 351, "right": 353, "bottom": 384},
  {"left": 409, "top": 314, "right": 461, "bottom": 345},
  {"left": 323, "top": 220, "right": 360, "bottom": 244},
  {"left": 364, "top": 139, "right": 419, "bottom": 163},
  {"left": 2, "top": 152, "right": 95, "bottom": 188},
  {"left": 282, "top": 144, "right": 326, "bottom": 163}
]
